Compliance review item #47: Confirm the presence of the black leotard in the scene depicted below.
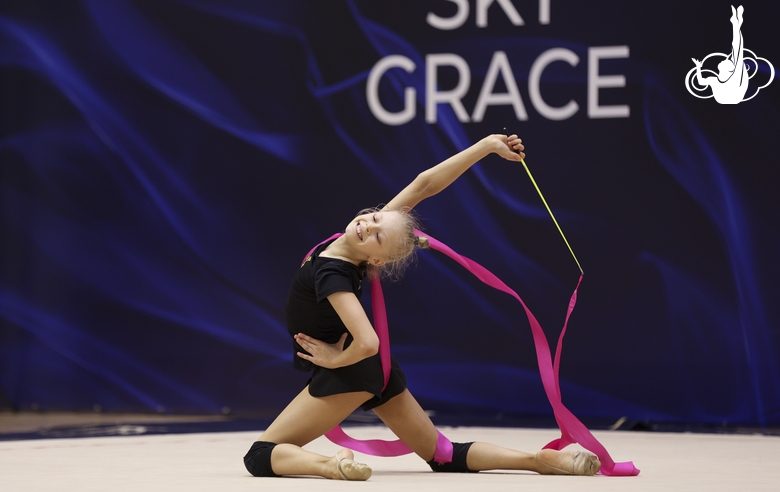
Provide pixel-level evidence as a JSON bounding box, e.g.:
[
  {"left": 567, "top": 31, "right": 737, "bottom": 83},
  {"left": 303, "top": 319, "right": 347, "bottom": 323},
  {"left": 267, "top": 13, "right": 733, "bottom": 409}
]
[{"left": 285, "top": 239, "right": 406, "bottom": 410}]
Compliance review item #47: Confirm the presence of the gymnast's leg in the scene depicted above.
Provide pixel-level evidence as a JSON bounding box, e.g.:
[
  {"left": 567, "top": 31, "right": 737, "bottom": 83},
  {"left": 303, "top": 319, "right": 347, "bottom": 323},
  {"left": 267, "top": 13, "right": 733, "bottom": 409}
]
[
  {"left": 372, "top": 389, "right": 600, "bottom": 475},
  {"left": 244, "top": 387, "right": 373, "bottom": 479},
  {"left": 730, "top": 5, "right": 745, "bottom": 69}
]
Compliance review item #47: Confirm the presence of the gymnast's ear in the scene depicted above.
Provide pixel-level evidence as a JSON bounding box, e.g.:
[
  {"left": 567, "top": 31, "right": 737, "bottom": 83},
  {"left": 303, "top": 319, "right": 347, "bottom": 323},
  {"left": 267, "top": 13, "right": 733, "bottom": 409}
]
[{"left": 369, "top": 257, "right": 386, "bottom": 266}]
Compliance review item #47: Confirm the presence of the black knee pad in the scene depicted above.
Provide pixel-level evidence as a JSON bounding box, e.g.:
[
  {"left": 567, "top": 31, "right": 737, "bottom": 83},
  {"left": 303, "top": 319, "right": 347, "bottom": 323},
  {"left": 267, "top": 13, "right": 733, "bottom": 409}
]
[
  {"left": 427, "top": 442, "right": 478, "bottom": 473},
  {"left": 243, "top": 441, "right": 279, "bottom": 477}
]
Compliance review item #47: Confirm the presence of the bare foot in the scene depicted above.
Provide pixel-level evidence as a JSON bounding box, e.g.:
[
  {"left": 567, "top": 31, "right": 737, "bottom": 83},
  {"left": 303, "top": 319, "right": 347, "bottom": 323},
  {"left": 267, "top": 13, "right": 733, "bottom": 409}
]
[
  {"left": 330, "top": 449, "right": 372, "bottom": 481},
  {"left": 535, "top": 449, "right": 601, "bottom": 476}
]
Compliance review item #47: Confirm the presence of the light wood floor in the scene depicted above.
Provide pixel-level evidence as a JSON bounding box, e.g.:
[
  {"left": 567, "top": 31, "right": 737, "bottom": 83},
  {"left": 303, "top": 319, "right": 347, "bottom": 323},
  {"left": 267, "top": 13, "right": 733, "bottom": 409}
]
[{"left": 1, "top": 421, "right": 778, "bottom": 492}]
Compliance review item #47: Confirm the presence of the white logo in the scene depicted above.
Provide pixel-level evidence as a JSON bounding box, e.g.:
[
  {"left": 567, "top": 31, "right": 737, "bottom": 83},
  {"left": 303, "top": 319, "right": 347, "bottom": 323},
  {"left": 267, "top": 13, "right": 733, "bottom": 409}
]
[{"left": 685, "top": 5, "right": 774, "bottom": 104}]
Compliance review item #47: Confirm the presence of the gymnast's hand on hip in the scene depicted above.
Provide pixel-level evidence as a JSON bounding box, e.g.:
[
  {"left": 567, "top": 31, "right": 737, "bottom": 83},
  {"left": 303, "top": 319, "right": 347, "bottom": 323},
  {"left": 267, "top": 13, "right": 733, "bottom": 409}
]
[{"left": 294, "top": 332, "right": 348, "bottom": 369}]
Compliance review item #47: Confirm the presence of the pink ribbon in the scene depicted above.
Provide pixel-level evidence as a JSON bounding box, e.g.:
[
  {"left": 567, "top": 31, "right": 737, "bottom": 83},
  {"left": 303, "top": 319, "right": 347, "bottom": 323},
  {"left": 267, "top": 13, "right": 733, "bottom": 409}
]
[
  {"left": 325, "top": 426, "right": 453, "bottom": 462},
  {"left": 303, "top": 232, "right": 639, "bottom": 475}
]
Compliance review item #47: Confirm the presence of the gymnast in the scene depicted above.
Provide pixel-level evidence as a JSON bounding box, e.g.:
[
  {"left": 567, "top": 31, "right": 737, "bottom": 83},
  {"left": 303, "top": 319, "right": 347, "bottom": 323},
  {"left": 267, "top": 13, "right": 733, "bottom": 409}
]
[
  {"left": 692, "top": 5, "right": 748, "bottom": 104},
  {"left": 243, "top": 133, "right": 601, "bottom": 480}
]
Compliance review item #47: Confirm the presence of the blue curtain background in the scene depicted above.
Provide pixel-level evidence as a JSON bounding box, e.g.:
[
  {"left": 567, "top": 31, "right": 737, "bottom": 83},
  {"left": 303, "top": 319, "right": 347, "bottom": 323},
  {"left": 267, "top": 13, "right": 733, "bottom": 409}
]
[{"left": 1, "top": 0, "right": 778, "bottom": 427}]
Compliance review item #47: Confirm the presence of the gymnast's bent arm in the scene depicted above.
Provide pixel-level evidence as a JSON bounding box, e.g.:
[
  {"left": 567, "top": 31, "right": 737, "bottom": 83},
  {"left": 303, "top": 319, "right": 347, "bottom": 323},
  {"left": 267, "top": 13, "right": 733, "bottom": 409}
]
[
  {"left": 294, "top": 291, "right": 379, "bottom": 369},
  {"left": 384, "top": 134, "right": 525, "bottom": 212}
]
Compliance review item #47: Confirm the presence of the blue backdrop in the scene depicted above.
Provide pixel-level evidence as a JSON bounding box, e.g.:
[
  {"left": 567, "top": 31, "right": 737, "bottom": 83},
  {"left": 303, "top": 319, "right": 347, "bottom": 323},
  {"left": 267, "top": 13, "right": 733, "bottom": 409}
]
[{"left": 1, "top": 0, "right": 778, "bottom": 427}]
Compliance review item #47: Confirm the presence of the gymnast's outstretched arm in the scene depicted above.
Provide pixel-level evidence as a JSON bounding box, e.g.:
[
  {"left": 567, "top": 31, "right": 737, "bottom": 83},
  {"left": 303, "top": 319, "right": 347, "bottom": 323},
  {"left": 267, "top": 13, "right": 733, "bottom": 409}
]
[{"left": 384, "top": 134, "right": 524, "bottom": 212}]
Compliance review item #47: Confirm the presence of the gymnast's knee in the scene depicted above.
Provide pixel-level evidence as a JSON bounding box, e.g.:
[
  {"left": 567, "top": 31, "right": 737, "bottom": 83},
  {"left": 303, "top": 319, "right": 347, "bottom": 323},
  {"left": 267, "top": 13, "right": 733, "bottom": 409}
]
[
  {"left": 243, "top": 441, "right": 279, "bottom": 477},
  {"left": 427, "top": 442, "right": 478, "bottom": 473}
]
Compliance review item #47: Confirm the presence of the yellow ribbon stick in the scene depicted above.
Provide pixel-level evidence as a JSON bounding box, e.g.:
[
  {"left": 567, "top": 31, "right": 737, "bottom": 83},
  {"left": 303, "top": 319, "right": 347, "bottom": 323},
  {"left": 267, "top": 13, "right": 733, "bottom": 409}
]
[{"left": 519, "top": 158, "right": 584, "bottom": 275}]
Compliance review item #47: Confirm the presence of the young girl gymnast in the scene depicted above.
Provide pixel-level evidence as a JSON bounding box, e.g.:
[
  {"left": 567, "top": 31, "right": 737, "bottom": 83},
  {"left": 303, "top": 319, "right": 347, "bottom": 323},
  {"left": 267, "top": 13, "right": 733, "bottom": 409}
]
[{"left": 243, "top": 133, "right": 601, "bottom": 480}]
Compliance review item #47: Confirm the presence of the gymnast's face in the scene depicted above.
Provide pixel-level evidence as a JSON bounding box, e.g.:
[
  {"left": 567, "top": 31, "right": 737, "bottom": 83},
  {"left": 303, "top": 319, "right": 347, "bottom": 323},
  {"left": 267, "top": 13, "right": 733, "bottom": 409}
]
[{"left": 345, "top": 210, "right": 405, "bottom": 266}]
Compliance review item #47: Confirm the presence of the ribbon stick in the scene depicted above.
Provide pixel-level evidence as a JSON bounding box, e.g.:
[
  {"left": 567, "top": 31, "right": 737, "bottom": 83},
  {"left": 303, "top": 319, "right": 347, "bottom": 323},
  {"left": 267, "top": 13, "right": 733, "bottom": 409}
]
[
  {"left": 519, "top": 158, "right": 583, "bottom": 274},
  {"left": 504, "top": 127, "right": 582, "bottom": 274}
]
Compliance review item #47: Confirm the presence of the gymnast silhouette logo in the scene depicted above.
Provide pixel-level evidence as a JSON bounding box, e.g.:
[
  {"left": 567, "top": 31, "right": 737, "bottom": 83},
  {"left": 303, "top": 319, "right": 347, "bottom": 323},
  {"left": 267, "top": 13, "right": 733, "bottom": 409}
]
[{"left": 685, "top": 5, "right": 774, "bottom": 104}]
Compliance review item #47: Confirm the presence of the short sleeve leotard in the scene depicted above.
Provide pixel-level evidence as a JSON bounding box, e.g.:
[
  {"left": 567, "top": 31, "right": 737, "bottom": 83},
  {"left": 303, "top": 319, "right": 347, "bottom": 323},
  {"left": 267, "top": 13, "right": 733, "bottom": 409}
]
[{"left": 285, "top": 239, "right": 407, "bottom": 410}]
